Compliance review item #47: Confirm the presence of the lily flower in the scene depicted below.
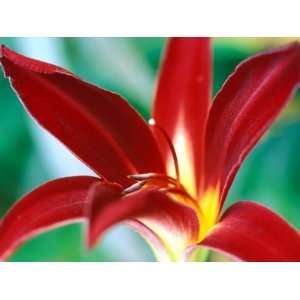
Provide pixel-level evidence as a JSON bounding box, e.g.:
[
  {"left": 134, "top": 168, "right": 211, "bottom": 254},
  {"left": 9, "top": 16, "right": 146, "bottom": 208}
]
[{"left": 1, "top": 38, "right": 300, "bottom": 262}]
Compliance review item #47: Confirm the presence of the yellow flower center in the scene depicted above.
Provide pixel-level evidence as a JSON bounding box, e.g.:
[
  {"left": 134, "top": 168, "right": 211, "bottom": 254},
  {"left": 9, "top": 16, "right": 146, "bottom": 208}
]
[
  {"left": 123, "top": 172, "right": 220, "bottom": 243},
  {"left": 122, "top": 120, "right": 221, "bottom": 260}
]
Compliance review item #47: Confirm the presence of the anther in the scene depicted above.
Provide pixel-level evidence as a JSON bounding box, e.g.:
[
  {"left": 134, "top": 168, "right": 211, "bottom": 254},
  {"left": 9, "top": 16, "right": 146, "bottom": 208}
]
[{"left": 122, "top": 181, "right": 146, "bottom": 195}]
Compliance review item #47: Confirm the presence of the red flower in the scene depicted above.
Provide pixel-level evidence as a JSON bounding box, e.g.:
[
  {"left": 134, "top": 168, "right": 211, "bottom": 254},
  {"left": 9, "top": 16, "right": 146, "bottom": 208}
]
[{"left": 1, "top": 38, "right": 300, "bottom": 261}]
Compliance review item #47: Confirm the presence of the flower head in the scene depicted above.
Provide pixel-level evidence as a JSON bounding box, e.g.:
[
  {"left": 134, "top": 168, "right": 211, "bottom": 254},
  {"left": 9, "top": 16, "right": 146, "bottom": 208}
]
[{"left": 1, "top": 38, "right": 300, "bottom": 261}]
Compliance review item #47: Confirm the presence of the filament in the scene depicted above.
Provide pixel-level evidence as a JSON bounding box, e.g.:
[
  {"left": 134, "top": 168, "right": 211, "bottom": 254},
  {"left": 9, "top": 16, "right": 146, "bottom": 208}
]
[{"left": 149, "top": 118, "right": 180, "bottom": 184}]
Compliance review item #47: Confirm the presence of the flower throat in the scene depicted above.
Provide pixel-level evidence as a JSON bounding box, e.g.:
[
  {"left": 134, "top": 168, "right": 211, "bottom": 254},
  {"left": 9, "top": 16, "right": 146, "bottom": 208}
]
[{"left": 122, "top": 119, "right": 201, "bottom": 215}]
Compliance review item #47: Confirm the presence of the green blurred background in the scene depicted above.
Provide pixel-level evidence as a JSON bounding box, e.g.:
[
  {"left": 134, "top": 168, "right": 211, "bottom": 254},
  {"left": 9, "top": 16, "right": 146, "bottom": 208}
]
[{"left": 0, "top": 37, "right": 300, "bottom": 261}]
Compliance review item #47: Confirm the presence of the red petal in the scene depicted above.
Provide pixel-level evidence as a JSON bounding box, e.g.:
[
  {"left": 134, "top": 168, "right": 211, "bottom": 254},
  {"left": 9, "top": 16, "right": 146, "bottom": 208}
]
[
  {"left": 125, "top": 219, "right": 172, "bottom": 261},
  {"left": 153, "top": 38, "right": 211, "bottom": 197},
  {"left": 87, "top": 183, "right": 199, "bottom": 261},
  {"left": 199, "top": 201, "right": 300, "bottom": 261},
  {"left": 0, "top": 45, "right": 164, "bottom": 186},
  {"left": 0, "top": 176, "right": 100, "bottom": 261},
  {"left": 204, "top": 43, "right": 300, "bottom": 207}
]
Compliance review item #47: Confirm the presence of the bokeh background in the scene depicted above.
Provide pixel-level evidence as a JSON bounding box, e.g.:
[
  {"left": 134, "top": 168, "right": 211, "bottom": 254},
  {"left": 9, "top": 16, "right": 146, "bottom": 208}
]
[{"left": 0, "top": 37, "right": 300, "bottom": 261}]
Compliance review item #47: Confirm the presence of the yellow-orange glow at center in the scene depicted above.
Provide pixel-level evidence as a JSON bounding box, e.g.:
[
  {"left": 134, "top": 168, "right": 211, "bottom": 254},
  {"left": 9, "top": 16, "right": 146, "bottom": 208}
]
[{"left": 167, "top": 128, "right": 197, "bottom": 199}]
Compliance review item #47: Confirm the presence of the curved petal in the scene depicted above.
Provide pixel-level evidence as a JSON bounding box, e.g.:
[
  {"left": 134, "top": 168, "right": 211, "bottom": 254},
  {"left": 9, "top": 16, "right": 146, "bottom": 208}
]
[
  {"left": 199, "top": 201, "right": 300, "bottom": 262},
  {"left": 125, "top": 219, "right": 172, "bottom": 261},
  {"left": 204, "top": 43, "right": 300, "bottom": 208},
  {"left": 0, "top": 176, "right": 100, "bottom": 261},
  {"left": 86, "top": 182, "right": 199, "bottom": 261},
  {"left": 152, "top": 38, "right": 211, "bottom": 198},
  {"left": 0, "top": 45, "right": 164, "bottom": 186}
]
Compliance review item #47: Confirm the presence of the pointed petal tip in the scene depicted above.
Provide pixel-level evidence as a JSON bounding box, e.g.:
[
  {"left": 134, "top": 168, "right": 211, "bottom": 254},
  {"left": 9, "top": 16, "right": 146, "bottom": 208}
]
[
  {"left": 85, "top": 181, "right": 123, "bottom": 249},
  {"left": 86, "top": 224, "right": 105, "bottom": 250},
  {"left": 0, "top": 45, "right": 8, "bottom": 64},
  {"left": 0, "top": 44, "right": 14, "bottom": 59},
  {"left": 85, "top": 226, "right": 97, "bottom": 250},
  {"left": 0, "top": 44, "right": 74, "bottom": 77}
]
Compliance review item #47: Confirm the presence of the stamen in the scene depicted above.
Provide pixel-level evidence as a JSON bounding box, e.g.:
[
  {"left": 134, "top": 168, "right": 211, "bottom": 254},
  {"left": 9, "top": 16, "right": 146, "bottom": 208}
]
[
  {"left": 128, "top": 173, "right": 178, "bottom": 185},
  {"left": 149, "top": 118, "right": 180, "bottom": 184},
  {"left": 122, "top": 181, "right": 147, "bottom": 195}
]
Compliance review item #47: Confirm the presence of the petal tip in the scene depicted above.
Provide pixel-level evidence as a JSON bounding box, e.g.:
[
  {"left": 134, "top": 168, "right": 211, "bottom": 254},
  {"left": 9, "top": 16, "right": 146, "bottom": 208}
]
[
  {"left": 0, "top": 45, "right": 8, "bottom": 61},
  {"left": 85, "top": 219, "right": 105, "bottom": 250},
  {"left": 0, "top": 45, "right": 17, "bottom": 61},
  {"left": 85, "top": 229, "right": 96, "bottom": 250},
  {"left": 0, "top": 44, "right": 72, "bottom": 76}
]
